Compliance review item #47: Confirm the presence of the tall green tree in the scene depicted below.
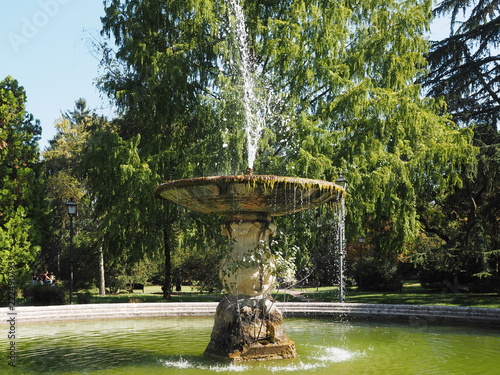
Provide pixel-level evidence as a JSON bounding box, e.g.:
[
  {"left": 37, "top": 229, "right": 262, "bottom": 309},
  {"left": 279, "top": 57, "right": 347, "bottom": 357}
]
[
  {"left": 247, "top": 0, "right": 474, "bottom": 257},
  {"left": 417, "top": 0, "right": 499, "bottom": 289},
  {"left": 43, "top": 99, "right": 111, "bottom": 292},
  {"left": 425, "top": 0, "right": 499, "bottom": 129},
  {"left": 245, "top": 0, "right": 474, "bottom": 282},
  {"left": 96, "top": 0, "right": 475, "bottom": 291},
  {"left": 0, "top": 76, "right": 44, "bottom": 302},
  {"left": 97, "top": 0, "right": 242, "bottom": 298}
]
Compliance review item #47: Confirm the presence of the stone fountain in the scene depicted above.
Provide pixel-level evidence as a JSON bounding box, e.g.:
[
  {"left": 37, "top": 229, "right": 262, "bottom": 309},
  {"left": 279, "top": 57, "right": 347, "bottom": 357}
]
[{"left": 154, "top": 173, "right": 344, "bottom": 361}]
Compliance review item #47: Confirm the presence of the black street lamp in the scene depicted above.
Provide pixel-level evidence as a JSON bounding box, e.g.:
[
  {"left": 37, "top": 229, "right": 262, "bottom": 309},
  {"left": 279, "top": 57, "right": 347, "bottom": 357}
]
[
  {"left": 65, "top": 198, "right": 77, "bottom": 304},
  {"left": 335, "top": 176, "right": 347, "bottom": 303},
  {"left": 335, "top": 175, "right": 348, "bottom": 190}
]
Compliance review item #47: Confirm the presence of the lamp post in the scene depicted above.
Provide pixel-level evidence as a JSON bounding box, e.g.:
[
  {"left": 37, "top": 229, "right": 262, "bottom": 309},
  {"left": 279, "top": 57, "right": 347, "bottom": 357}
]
[
  {"left": 335, "top": 176, "right": 347, "bottom": 303},
  {"left": 65, "top": 198, "right": 77, "bottom": 304},
  {"left": 358, "top": 235, "right": 365, "bottom": 288},
  {"left": 335, "top": 176, "right": 347, "bottom": 190}
]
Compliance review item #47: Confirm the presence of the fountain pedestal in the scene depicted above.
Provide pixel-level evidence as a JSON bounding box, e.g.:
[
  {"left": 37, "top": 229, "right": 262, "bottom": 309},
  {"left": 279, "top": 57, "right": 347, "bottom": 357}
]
[
  {"left": 220, "top": 214, "right": 276, "bottom": 296},
  {"left": 205, "top": 295, "right": 296, "bottom": 361},
  {"left": 205, "top": 213, "right": 295, "bottom": 361},
  {"left": 154, "top": 174, "right": 343, "bottom": 361}
]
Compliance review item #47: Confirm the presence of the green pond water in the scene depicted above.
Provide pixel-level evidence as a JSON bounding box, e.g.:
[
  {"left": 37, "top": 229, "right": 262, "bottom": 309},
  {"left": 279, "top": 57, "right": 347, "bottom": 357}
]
[{"left": 2, "top": 316, "right": 500, "bottom": 374}]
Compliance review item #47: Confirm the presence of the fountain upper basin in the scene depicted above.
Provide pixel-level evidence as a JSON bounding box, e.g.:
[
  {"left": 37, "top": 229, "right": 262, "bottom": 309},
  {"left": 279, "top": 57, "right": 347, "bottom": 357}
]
[{"left": 154, "top": 175, "right": 344, "bottom": 216}]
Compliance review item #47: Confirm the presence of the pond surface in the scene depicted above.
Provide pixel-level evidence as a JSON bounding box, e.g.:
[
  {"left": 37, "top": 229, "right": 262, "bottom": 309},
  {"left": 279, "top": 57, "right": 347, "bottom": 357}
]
[{"left": 2, "top": 316, "right": 500, "bottom": 374}]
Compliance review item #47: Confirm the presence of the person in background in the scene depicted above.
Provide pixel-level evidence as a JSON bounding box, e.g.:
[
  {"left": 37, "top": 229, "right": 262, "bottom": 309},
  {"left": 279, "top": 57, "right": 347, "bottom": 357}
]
[{"left": 42, "top": 271, "right": 50, "bottom": 284}]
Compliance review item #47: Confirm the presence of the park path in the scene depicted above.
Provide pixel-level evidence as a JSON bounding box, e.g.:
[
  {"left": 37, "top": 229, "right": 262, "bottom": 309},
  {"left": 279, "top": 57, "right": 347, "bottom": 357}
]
[{"left": 286, "top": 289, "right": 323, "bottom": 302}]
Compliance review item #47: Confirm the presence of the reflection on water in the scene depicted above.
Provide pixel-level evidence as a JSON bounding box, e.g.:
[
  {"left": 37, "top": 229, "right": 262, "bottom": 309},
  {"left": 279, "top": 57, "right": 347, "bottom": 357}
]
[{"left": 1, "top": 316, "right": 500, "bottom": 374}]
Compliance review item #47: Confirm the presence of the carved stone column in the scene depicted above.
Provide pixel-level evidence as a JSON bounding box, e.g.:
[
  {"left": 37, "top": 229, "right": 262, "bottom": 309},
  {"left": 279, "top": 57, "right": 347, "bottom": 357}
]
[
  {"left": 220, "top": 214, "right": 276, "bottom": 296},
  {"left": 204, "top": 213, "right": 296, "bottom": 361}
]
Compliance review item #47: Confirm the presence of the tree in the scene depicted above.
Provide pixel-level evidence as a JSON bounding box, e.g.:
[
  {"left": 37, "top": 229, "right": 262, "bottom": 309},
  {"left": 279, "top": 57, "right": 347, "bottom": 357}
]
[
  {"left": 96, "top": 0, "right": 475, "bottom": 291},
  {"left": 424, "top": 0, "right": 499, "bottom": 129},
  {"left": 0, "top": 76, "right": 44, "bottom": 303},
  {"left": 417, "top": 0, "right": 499, "bottom": 290},
  {"left": 245, "top": 0, "right": 475, "bottom": 284},
  {"left": 43, "top": 99, "right": 110, "bottom": 293},
  {"left": 97, "top": 0, "right": 245, "bottom": 298}
]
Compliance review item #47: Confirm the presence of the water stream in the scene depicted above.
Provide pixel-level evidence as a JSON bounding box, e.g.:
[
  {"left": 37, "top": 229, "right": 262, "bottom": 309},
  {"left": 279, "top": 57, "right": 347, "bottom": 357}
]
[
  {"left": 226, "top": 0, "right": 265, "bottom": 170},
  {"left": 3, "top": 317, "right": 499, "bottom": 374}
]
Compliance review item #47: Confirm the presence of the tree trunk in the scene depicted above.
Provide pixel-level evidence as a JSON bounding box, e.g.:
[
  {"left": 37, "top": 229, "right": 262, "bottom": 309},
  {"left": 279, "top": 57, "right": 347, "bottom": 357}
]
[
  {"left": 99, "top": 244, "right": 106, "bottom": 295},
  {"left": 162, "top": 227, "right": 172, "bottom": 300}
]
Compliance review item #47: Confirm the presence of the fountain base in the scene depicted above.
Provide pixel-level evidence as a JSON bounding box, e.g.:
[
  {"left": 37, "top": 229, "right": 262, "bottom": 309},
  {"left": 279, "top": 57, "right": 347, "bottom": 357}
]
[{"left": 204, "top": 296, "right": 296, "bottom": 362}]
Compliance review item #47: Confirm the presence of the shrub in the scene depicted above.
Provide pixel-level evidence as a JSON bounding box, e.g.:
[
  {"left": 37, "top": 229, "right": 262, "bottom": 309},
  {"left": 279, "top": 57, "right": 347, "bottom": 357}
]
[
  {"left": 468, "top": 276, "right": 500, "bottom": 293},
  {"left": 76, "top": 291, "right": 92, "bottom": 304},
  {"left": 352, "top": 256, "right": 403, "bottom": 292},
  {"left": 419, "top": 269, "right": 456, "bottom": 291},
  {"left": 106, "top": 274, "right": 128, "bottom": 294},
  {"left": 23, "top": 284, "right": 68, "bottom": 305}
]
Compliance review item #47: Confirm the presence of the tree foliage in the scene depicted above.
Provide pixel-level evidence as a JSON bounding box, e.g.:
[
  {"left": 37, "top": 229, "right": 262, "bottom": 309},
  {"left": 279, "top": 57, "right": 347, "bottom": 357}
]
[
  {"left": 0, "top": 76, "right": 43, "bottom": 302},
  {"left": 42, "top": 99, "right": 110, "bottom": 291},
  {"left": 94, "top": 0, "right": 476, "bottom": 290},
  {"left": 424, "top": 0, "right": 499, "bottom": 129},
  {"left": 417, "top": 0, "right": 499, "bottom": 289}
]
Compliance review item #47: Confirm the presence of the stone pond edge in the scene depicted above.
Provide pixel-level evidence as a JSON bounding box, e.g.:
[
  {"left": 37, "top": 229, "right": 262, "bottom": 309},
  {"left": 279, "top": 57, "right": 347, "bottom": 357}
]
[{"left": 2, "top": 302, "right": 500, "bottom": 326}]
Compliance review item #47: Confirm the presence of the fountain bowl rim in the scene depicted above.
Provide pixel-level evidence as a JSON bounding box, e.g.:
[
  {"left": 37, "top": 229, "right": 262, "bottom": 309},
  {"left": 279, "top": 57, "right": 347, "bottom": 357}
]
[
  {"left": 154, "top": 174, "right": 344, "bottom": 194},
  {"left": 153, "top": 174, "right": 345, "bottom": 216}
]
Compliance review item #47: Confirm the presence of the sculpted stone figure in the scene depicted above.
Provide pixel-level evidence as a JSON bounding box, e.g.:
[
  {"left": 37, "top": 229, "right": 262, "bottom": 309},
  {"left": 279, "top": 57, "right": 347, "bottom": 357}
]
[{"left": 220, "top": 216, "right": 276, "bottom": 296}]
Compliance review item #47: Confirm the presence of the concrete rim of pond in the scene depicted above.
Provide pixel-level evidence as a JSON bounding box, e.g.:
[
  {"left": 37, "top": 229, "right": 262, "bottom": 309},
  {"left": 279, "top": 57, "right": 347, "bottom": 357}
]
[{"left": 2, "top": 302, "right": 500, "bottom": 326}]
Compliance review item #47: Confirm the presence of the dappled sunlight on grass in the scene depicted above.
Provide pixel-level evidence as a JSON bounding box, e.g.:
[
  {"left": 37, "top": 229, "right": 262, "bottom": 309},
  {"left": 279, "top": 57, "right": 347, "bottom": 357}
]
[
  {"left": 16, "top": 283, "right": 499, "bottom": 307},
  {"left": 298, "top": 282, "right": 500, "bottom": 308},
  {"left": 87, "top": 283, "right": 500, "bottom": 307}
]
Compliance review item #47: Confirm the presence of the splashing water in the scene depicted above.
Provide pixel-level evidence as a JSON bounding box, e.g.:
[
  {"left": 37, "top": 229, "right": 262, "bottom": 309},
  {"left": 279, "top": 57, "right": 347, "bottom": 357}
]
[
  {"left": 336, "top": 192, "right": 347, "bottom": 302},
  {"left": 160, "top": 358, "right": 250, "bottom": 372},
  {"left": 268, "top": 346, "right": 359, "bottom": 373},
  {"left": 311, "top": 346, "right": 358, "bottom": 363},
  {"left": 227, "top": 0, "right": 265, "bottom": 170},
  {"left": 159, "top": 346, "right": 358, "bottom": 373}
]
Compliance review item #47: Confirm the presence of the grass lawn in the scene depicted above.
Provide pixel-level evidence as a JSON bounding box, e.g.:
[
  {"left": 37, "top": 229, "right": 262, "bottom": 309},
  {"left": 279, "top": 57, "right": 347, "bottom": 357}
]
[
  {"left": 21, "top": 283, "right": 496, "bottom": 308},
  {"left": 83, "top": 285, "right": 304, "bottom": 304},
  {"left": 299, "top": 282, "right": 500, "bottom": 309},
  {"left": 87, "top": 285, "right": 221, "bottom": 304}
]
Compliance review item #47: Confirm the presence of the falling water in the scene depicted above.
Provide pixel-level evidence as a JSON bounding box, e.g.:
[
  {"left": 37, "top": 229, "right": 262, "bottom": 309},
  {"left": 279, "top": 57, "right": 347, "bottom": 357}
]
[
  {"left": 337, "top": 192, "right": 346, "bottom": 302},
  {"left": 226, "top": 0, "right": 265, "bottom": 170}
]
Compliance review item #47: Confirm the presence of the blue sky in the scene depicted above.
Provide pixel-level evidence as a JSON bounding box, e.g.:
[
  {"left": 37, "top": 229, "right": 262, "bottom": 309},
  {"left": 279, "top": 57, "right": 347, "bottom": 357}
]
[
  {"left": 2, "top": 1, "right": 450, "bottom": 151},
  {"left": 1, "top": 0, "right": 113, "bottom": 150}
]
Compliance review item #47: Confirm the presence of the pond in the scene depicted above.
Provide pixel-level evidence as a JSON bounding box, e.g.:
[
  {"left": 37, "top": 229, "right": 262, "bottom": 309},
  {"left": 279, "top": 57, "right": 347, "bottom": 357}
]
[{"left": 2, "top": 316, "right": 500, "bottom": 374}]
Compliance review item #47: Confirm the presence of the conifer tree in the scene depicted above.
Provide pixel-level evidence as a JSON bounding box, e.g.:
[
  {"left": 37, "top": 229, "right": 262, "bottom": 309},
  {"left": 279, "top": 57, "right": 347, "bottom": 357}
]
[
  {"left": 425, "top": 0, "right": 499, "bottom": 129},
  {"left": 418, "top": 1, "right": 499, "bottom": 288},
  {"left": 0, "top": 76, "right": 43, "bottom": 301}
]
